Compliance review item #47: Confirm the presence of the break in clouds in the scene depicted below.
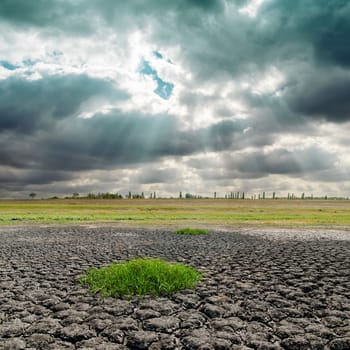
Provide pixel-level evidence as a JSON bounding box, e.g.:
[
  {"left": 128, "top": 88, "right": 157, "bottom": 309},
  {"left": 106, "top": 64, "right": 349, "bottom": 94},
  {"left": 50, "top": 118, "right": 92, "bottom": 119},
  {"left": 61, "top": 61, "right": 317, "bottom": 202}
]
[{"left": 0, "top": 0, "right": 350, "bottom": 198}]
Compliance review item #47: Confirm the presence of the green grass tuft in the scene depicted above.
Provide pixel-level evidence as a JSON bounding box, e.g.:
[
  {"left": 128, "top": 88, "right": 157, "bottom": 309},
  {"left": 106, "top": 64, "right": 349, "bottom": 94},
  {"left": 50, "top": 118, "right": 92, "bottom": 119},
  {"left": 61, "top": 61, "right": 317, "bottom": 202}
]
[
  {"left": 80, "top": 258, "right": 202, "bottom": 297},
  {"left": 175, "top": 228, "right": 209, "bottom": 235}
]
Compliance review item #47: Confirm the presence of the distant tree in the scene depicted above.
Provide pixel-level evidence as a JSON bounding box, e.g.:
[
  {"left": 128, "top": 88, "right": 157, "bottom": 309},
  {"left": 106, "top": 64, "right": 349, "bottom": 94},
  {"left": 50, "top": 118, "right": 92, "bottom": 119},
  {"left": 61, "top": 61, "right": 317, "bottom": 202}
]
[
  {"left": 242, "top": 192, "right": 245, "bottom": 200},
  {"left": 273, "top": 192, "right": 276, "bottom": 199},
  {"left": 72, "top": 192, "right": 79, "bottom": 198},
  {"left": 29, "top": 193, "right": 36, "bottom": 199},
  {"left": 185, "top": 193, "right": 203, "bottom": 199},
  {"left": 179, "top": 191, "right": 182, "bottom": 199}
]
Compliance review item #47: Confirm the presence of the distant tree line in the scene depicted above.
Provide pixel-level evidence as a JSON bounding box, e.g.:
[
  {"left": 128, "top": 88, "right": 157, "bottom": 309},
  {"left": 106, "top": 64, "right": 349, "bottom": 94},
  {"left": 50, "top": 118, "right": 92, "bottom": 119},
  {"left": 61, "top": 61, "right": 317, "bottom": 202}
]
[
  {"left": 66, "top": 192, "right": 153, "bottom": 199},
  {"left": 87, "top": 192, "right": 123, "bottom": 199},
  {"left": 33, "top": 191, "right": 349, "bottom": 200},
  {"left": 178, "top": 192, "right": 347, "bottom": 200}
]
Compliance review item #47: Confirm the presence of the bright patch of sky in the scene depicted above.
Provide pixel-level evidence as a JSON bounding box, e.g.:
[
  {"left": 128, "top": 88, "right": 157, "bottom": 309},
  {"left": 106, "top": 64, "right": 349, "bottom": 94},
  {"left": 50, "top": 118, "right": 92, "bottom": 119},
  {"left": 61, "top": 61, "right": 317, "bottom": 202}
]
[
  {"left": 0, "top": 60, "right": 18, "bottom": 71},
  {"left": 139, "top": 58, "right": 174, "bottom": 100},
  {"left": 239, "top": 0, "right": 265, "bottom": 17}
]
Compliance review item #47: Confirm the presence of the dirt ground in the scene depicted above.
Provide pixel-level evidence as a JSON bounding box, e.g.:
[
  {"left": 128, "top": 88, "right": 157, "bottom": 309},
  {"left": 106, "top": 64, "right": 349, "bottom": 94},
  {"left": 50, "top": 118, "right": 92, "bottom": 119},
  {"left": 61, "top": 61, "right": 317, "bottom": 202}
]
[{"left": 1, "top": 226, "right": 350, "bottom": 349}]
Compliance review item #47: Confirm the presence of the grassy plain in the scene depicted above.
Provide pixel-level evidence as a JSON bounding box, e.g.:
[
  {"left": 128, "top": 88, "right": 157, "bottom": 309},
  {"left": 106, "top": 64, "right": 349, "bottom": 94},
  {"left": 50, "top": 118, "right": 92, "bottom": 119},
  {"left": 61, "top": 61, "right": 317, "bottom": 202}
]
[{"left": 0, "top": 198, "right": 349, "bottom": 228}]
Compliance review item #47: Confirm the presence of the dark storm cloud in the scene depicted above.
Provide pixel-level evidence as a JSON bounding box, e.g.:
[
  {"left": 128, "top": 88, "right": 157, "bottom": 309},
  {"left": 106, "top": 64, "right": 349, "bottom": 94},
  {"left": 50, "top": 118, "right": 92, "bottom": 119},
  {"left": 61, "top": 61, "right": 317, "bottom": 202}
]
[
  {"left": 0, "top": 168, "right": 73, "bottom": 187},
  {"left": 147, "top": 0, "right": 350, "bottom": 112},
  {"left": 199, "top": 119, "right": 247, "bottom": 151},
  {"left": 0, "top": 135, "right": 40, "bottom": 168},
  {"left": 0, "top": 73, "right": 247, "bottom": 174},
  {"left": 188, "top": 147, "right": 337, "bottom": 180},
  {"left": 286, "top": 71, "right": 350, "bottom": 122},
  {"left": 0, "top": 0, "right": 89, "bottom": 34},
  {"left": 0, "top": 0, "right": 68, "bottom": 26},
  {"left": 259, "top": 0, "right": 350, "bottom": 68},
  {"left": 33, "top": 112, "right": 247, "bottom": 171},
  {"left": 134, "top": 168, "right": 180, "bottom": 184},
  {"left": 0, "top": 74, "right": 126, "bottom": 134},
  {"left": 0, "top": 0, "right": 225, "bottom": 34},
  {"left": 86, "top": 0, "right": 226, "bottom": 25},
  {"left": 232, "top": 147, "right": 336, "bottom": 176}
]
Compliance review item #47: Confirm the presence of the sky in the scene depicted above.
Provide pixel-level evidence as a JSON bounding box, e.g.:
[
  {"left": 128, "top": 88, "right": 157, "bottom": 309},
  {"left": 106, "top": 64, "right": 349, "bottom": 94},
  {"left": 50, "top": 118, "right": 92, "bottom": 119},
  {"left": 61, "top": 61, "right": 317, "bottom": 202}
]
[{"left": 0, "top": 0, "right": 350, "bottom": 199}]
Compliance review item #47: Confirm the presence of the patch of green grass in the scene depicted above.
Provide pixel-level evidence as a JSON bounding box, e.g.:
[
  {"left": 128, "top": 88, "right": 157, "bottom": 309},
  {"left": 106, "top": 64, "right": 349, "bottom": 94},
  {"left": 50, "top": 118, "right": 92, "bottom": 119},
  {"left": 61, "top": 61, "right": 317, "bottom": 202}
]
[
  {"left": 80, "top": 258, "right": 202, "bottom": 297},
  {"left": 176, "top": 228, "right": 209, "bottom": 235}
]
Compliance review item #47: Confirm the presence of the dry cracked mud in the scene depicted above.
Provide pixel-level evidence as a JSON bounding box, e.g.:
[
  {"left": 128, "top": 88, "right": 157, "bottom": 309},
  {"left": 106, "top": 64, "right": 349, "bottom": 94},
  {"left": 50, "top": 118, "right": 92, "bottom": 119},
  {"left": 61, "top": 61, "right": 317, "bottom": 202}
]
[{"left": 1, "top": 226, "right": 350, "bottom": 349}]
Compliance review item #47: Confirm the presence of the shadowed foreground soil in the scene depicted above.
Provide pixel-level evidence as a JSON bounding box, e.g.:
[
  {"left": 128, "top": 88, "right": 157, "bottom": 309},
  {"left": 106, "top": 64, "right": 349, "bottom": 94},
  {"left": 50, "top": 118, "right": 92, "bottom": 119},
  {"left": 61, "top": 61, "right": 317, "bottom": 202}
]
[{"left": 1, "top": 226, "right": 350, "bottom": 349}]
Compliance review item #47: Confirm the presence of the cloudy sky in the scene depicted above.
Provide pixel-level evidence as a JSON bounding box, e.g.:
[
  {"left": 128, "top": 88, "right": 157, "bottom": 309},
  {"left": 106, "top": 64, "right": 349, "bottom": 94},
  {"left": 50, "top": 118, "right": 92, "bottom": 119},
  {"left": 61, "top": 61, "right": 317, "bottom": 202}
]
[{"left": 1, "top": 0, "right": 350, "bottom": 199}]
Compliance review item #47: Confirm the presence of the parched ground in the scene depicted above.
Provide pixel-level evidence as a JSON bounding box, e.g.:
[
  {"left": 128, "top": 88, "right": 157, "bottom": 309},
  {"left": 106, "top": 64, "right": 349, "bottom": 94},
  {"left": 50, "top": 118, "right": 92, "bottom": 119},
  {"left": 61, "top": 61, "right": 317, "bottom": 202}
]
[{"left": 1, "top": 226, "right": 350, "bottom": 350}]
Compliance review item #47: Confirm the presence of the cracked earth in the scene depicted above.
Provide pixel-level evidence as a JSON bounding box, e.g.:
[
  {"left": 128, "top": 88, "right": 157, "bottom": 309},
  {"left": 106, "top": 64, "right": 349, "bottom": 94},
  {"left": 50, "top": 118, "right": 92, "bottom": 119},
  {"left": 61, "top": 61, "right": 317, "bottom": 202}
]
[{"left": 1, "top": 226, "right": 350, "bottom": 349}]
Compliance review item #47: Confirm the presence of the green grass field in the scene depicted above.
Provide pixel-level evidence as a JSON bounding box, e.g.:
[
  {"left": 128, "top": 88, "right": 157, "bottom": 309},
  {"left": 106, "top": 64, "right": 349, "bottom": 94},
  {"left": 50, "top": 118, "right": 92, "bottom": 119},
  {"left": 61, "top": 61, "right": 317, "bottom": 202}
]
[{"left": 0, "top": 198, "right": 349, "bottom": 228}]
